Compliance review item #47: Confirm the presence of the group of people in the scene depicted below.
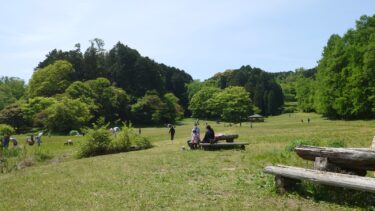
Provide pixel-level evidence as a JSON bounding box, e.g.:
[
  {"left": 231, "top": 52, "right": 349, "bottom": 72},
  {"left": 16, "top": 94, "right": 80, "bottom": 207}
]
[
  {"left": 167, "top": 123, "right": 216, "bottom": 149},
  {"left": 1, "top": 134, "right": 17, "bottom": 148},
  {"left": 26, "top": 132, "right": 43, "bottom": 146},
  {"left": 189, "top": 123, "right": 215, "bottom": 149}
]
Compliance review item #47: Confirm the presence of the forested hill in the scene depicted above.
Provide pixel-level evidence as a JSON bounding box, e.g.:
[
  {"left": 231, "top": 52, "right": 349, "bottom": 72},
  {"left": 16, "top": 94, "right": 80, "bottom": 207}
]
[
  {"left": 205, "top": 66, "right": 284, "bottom": 116},
  {"left": 35, "top": 40, "right": 193, "bottom": 108}
]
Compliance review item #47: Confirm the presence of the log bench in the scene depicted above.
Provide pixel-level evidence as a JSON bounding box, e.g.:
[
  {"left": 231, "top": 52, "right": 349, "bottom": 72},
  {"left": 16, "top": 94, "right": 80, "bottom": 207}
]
[
  {"left": 199, "top": 142, "right": 249, "bottom": 150},
  {"left": 187, "top": 134, "right": 247, "bottom": 150},
  {"left": 264, "top": 165, "right": 375, "bottom": 194},
  {"left": 213, "top": 134, "right": 239, "bottom": 143}
]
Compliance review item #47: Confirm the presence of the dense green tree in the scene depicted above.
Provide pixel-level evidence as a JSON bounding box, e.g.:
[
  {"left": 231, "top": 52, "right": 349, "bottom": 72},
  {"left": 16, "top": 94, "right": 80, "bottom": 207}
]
[
  {"left": 189, "top": 86, "right": 221, "bottom": 119},
  {"left": 207, "top": 66, "right": 284, "bottom": 116},
  {"left": 22, "top": 97, "right": 57, "bottom": 127},
  {"left": 131, "top": 93, "right": 167, "bottom": 124},
  {"left": 130, "top": 91, "right": 183, "bottom": 124},
  {"left": 295, "top": 77, "right": 315, "bottom": 112},
  {"left": 29, "top": 60, "right": 75, "bottom": 97},
  {"left": 0, "top": 77, "right": 26, "bottom": 110},
  {"left": 208, "top": 86, "right": 253, "bottom": 123},
  {"left": 0, "top": 103, "right": 28, "bottom": 132},
  {"left": 37, "top": 40, "right": 192, "bottom": 111},
  {"left": 65, "top": 78, "right": 130, "bottom": 123},
  {"left": 163, "top": 93, "right": 184, "bottom": 122},
  {"left": 315, "top": 15, "right": 375, "bottom": 119},
  {"left": 45, "top": 98, "right": 91, "bottom": 132}
]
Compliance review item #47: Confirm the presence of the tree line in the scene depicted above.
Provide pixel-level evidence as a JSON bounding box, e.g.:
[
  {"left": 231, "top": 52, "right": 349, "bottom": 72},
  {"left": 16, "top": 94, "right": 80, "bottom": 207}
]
[
  {"left": 0, "top": 14, "right": 373, "bottom": 134},
  {"left": 275, "top": 15, "right": 375, "bottom": 119}
]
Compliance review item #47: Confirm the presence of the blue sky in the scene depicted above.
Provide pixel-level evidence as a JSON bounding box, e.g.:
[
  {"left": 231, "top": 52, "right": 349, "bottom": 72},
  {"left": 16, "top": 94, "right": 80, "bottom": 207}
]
[{"left": 0, "top": 0, "right": 374, "bottom": 82}]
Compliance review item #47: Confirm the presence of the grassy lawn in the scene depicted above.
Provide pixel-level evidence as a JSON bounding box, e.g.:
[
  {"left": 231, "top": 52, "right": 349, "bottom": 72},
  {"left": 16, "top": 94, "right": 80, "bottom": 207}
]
[{"left": 1, "top": 113, "right": 374, "bottom": 210}]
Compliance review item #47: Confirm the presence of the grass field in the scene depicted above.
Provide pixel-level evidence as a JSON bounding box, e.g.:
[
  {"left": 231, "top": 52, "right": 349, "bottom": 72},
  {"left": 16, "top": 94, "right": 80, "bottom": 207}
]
[{"left": 1, "top": 113, "right": 374, "bottom": 210}]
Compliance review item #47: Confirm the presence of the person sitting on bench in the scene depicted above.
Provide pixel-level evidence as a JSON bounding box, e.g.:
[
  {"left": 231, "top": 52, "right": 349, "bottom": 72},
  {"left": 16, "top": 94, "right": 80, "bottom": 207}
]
[{"left": 202, "top": 125, "right": 215, "bottom": 143}]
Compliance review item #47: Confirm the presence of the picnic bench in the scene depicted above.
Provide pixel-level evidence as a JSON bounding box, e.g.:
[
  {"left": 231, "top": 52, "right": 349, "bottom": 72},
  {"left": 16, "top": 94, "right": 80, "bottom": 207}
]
[
  {"left": 187, "top": 134, "right": 248, "bottom": 150},
  {"left": 200, "top": 142, "right": 249, "bottom": 150},
  {"left": 264, "top": 145, "right": 375, "bottom": 194}
]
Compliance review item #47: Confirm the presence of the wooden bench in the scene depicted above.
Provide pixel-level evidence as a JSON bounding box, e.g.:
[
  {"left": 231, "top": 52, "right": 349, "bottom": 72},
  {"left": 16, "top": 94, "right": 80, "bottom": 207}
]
[
  {"left": 295, "top": 145, "right": 375, "bottom": 175},
  {"left": 214, "top": 134, "right": 239, "bottom": 143},
  {"left": 264, "top": 165, "right": 375, "bottom": 193},
  {"left": 199, "top": 142, "right": 249, "bottom": 150}
]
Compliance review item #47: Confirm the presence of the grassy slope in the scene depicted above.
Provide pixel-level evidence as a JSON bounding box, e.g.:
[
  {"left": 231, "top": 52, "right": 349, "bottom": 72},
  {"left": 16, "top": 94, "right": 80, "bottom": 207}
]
[{"left": 1, "top": 113, "right": 374, "bottom": 210}]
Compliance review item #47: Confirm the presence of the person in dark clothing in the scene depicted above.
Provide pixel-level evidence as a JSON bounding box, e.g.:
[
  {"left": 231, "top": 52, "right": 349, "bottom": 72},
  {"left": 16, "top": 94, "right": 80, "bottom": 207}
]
[
  {"left": 169, "top": 126, "right": 175, "bottom": 143},
  {"left": 2, "top": 134, "right": 10, "bottom": 148},
  {"left": 202, "top": 125, "right": 215, "bottom": 143}
]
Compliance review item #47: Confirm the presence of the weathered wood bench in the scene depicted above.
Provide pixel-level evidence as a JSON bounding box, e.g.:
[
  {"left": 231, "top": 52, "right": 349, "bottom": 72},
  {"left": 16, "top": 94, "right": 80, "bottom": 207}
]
[
  {"left": 214, "top": 134, "right": 239, "bottom": 143},
  {"left": 199, "top": 142, "right": 249, "bottom": 150},
  {"left": 295, "top": 145, "right": 375, "bottom": 175},
  {"left": 264, "top": 165, "right": 375, "bottom": 193},
  {"left": 187, "top": 134, "right": 243, "bottom": 150},
  {"left": 264, "top": 144, "right": 375, "bottom": 194}
]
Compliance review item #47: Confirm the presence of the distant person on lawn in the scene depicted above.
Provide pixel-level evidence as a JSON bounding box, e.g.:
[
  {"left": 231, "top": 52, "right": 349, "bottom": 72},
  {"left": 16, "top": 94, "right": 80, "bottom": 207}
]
[
  {"left": 169, "top": 125, "right": 175, "bottom": 143},
  {"left": 2, "top": 134, "right": 10, "bottom": 148},
  {"left": 202, "top": 125, "right": 215, "bottom": 143},
  {"left": 192, "top": 123, "right": 200, "bottom": 140},
  {"left": 191, "top": 130, "right": 200, "bottom": 149}
]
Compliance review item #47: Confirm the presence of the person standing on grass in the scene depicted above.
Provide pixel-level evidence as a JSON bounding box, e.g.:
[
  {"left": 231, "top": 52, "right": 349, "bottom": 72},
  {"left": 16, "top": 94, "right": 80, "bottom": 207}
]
[
  {"left": 191, "top": 130, "right": 200, "bottom": 149},
  {"left": 2, "top": 133, "right": 10, "bottom": 148},
  {"left": 169, "top": 125, "right": 175, "bottom": 143},
  {"left": 192, "top": 123, "right": 200, "bottom": 141}
]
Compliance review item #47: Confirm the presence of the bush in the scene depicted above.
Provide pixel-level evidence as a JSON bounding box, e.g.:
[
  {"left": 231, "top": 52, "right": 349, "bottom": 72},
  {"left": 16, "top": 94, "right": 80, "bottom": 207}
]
[
  {"left": 134, "top": 136, "right": 152, "bottom": 149},
  {"left": 79, "top": 125, "right": 152, "bottom": 158},
  {"left": 79, "top": 127, "right": 112, "bottom": 157},
  {"left": 0, "top": 124, "right": 15, "bottom": 136},
  {"left": 34, "top": 148, "right": 53, "bottom": 162},
  {"left": 109, "top": 129, "right": 132, "bottom": 153}
]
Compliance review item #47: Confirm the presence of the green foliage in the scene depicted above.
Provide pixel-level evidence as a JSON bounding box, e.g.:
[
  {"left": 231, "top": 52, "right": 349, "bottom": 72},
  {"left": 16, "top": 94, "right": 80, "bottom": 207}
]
[
  {"left": 315, "top": 15, "right": 375, "bottom": 119},
  {"left": 79, "top": 127, "right": 112, "bottom": 157},
  {"left": 0, "top": 104, "right": 27, "bottom": 132},
  {"left": 208, "top": 86, "right": 253, "bottom": 122},
  {"left": 189, "top": 86, "right": 254, "bottom": 122},
  {"left": 0, "top": 77, "right": 26, "bottom": 111},
  {"left": 45, "top": 97, "right": 91, "bottom": 132},
  {"left": 79, "top": 125, "right": 151, "bottom": 157},
  {"left": 65, "top": 78, "right": 131, "bottom": 123},
  {"left": 37, "top": 40, "right": 192, "bottom": 111},
  {"left": 131, "top": 92, "right": 182, "bottom": 124},
  {"left": 295, "top": 76, "right": 315, "bottom": 112},
  {"left": 22, "top": 97, "right": 57, "bottom": 127},
  {"left": 133, "top": 136, "right": 152, "bottom": 149},
  {"left": 189, "top": 86, "right": 221, "bottom": 119},
  {"left": 207, "top": 66, "right": 284, "bottom": 116},
  {"left": 34, "top": 148, "right": 53, "bottom": 162},
  {"left": 28, "top": 60, "right": 75, "bottom": 97},
  {"left": 0, "top": 126, "right": 14, "bottom": 137}
]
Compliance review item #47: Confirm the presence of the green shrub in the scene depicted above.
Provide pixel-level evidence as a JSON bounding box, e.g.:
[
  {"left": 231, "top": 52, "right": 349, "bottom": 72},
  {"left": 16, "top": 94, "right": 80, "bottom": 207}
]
[
  {"left": 79, "top": 127, "right": 112, "bottom": 157},
  {"left": 134, "top": 136, "right": 152, "bottom": 149},
  {"left": 109, "top": 129, "right": 132, "bottom": 153},
  {"left": 0, "top": 124, "right": 15, "bottom": 136},
  {"left": 1, "top": 148, "right": 22, "bottom": 158},
  {"left": 79, "top": 125, "right": 152, "bottom": 158},
  {"left": 34, "top": 149, "right": 53, "bottom": 162}
]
